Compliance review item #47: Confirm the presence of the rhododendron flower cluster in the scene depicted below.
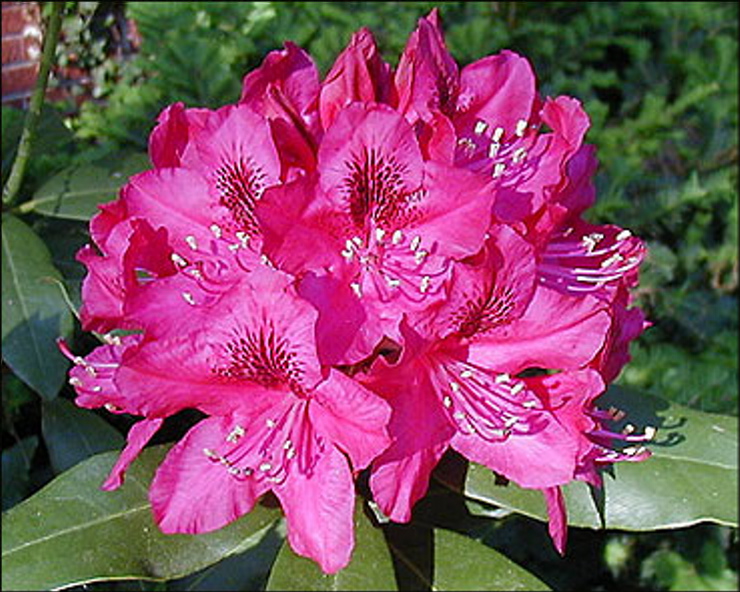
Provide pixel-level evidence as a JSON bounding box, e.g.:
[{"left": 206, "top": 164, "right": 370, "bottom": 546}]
[{"left": 61, "top": 10, "right": 652, "bottom": 574}]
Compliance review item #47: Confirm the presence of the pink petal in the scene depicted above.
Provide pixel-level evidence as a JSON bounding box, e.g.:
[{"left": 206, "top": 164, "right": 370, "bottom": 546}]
[
  {"left": 409, "top": 161, "right": 494, "bottom": 260},
  {"left": 395, "top": 9, "right": 459, "bottom": 123},
  {"left": 240, "top": 41, "right": 320, "bottom": 131},
  {"left": 370, "top": 443, "right": 448, "bottom": 523},
  {"left": 122, "top": 168, "right": 219, "bottom": 249},
  {"left": 468, "top": 285, "right": 611, "bottom": 374},
  {"left": 310, "top": 369, "right": 391, "bottom": 471},
  {"left": 150, "top": 415, "right": 268, "bottom": 534},
  {"left": 275, "top": 445, "right": 356, "bottom": 574},
  {"left": 296, "top": 271, "right": 368, "bottom": 366},
  {"left": 180, "top": 104, "right": 281, "bottom": 233},
  {"left": 365, "top": 342, "right": 455, "bottom": 521},
  {"left": 319, "top": 28, "right": 394, "bottom": 129},
  {"left": 256, "top": 175, "right": 347, "bottom": 274},
  {"left": 318, "top": 103, "right": 423, "bottom": 226},
  {"left": 449, "top": 369, "right": 603, "bottom": 489},
  {"left": 427, "top": 224, "right": 536, "bottom": 340},
  {"left": 148, "top": 102, "right": 210, "bottom": 168},
  {"left": 102, "top": 418, "right": 163, "bottom": 490},
  {"left": 457, "top": 50, "right": 539, "bottom": 142},
  {"left": 543, "top": 486, "right": 568, "bottom": 555}
]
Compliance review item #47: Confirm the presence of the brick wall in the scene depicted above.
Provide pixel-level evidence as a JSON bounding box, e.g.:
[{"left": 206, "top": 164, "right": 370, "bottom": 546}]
[{"left": 2, "top": 1, "right": 42, "bottom": 108}]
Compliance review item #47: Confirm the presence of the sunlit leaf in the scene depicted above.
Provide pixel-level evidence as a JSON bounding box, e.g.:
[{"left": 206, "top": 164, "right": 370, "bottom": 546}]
[
  {"left": 1, "top": 445, "right": 281, "bottom": 591},
  {"left": 432, "top": 529, "right": 550, "bottom": 591},
  {"left": 1, "top": 214, "right": 73, "bottom": 399},
  {"left": 463, "top": 387, "right": 738, "bottom": 531},
  {"left": 266, "top": 501, "right": 397, "bottom": 591},
  {"left": 25, "top": 152, "right": 150, "bottom": 221}
]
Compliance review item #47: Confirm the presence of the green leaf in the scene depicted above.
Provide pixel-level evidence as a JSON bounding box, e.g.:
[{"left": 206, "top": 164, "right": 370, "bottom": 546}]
[
  {"left": 266, "top": 501, "right": 397, "bottom": 591},
  {"left": 24, "top": 152, "right": 150, "bottom": 221},
  {"left": 432, "top": 529, "right": 550, "bottom": 591},
  {"left": 42, "top": 397, "right": 125, "bottom": 474},
  {"left": 1, "top": 436, "right": 39, "bottom": 511},
  {"left": 1, "top": 445, "right": 281, "bottom": 591},
  {"left": 463, "top": 387, "right": 738, "bottom": 531},
  {"left": 1, "top": 214, "right": 73, "bottom": 399}
]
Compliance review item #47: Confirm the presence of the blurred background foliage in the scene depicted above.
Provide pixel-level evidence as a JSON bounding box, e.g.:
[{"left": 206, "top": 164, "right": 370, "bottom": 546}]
[{"left": 2, "top": 2, "right": 737, "bottom": 590}]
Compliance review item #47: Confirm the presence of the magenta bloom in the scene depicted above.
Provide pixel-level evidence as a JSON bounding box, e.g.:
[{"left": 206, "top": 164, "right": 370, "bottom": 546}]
[{"left": 64, "top": 7, "right": 649, "bottom": 571}]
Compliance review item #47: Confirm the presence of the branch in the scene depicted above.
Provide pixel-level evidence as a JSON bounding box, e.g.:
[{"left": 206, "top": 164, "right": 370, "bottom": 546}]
[{"left": 2, "top": 1, "right": 64, "bottom": 207}]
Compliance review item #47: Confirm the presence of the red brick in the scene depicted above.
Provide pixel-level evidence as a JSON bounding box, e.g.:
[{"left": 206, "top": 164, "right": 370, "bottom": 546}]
[
  {"left": 1, "top": 3, "right": 40, "bottom": 36},
  {"left": 1, "top": 60, "right": 38, "bottom": 95},
  {"left": 2, "top": 33, "right": 40, "bottom": 64}
]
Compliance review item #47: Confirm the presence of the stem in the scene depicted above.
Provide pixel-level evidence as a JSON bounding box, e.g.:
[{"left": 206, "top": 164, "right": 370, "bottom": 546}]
[{"left": 2, "top": 1, "right": 64, "bottom": 207}]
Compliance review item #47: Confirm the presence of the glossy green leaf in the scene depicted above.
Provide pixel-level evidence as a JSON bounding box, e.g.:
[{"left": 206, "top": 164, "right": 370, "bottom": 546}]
[
  {"left": 1, "top": 436, "right": 39, "bottom": 511},
  {"left": 1, "top": 214, "right": 73, "bottom": 399},
  {"left": 464, "top": 387, "right": 738, "bottom": 531},
  {"left": 42, "top": 397, "right": 125, "bottom": 474},
  {"left": 266, "top": 501, "right": 397, "bottom": 591},
  {"left": 1, "top": 445, "right": 281, "bottom": 591},
  {"left": 24, "top": 152, "right": 150, "bottom": 221},
  {"left": 433, "top": 529, "right": 550, "bottom": 591}
]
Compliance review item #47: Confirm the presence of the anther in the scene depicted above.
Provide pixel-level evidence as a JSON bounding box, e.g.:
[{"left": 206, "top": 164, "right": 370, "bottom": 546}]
[
  {"left": 203, "top": 448, "right": 219, "bottom": 459},
  {"left": 185, "top": 235, "right": 198, "bottom": 251},
  {"left": 512, "top": 147, "right": 527, "bottom": 163},
  {"left": 226, "top": 425, "right": 245, "bottom": 443}
]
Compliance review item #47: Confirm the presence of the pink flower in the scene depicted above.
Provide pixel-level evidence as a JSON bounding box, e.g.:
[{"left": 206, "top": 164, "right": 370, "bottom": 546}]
[
  {"left": 64, "top": 7, "right": 649, "bottom": 571},
  {"left": 63, "top": 264, "right": 390, "bottom": 574},
  {"left": 256, "top": 102, "right": 495, "bottom": 363}
]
